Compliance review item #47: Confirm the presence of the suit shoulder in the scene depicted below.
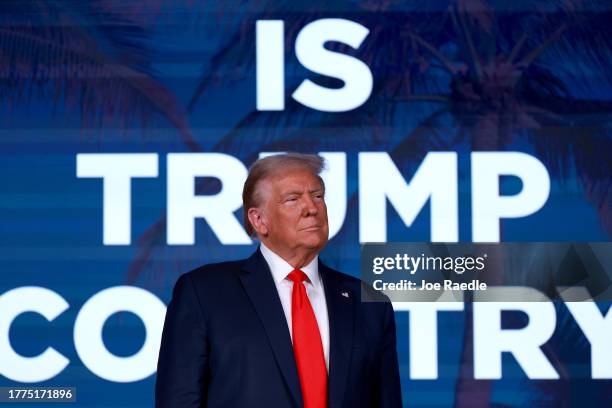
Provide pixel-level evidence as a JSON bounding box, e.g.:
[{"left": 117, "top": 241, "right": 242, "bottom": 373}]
[{"left": 180, "top": 259, "right": 246, "bottom": 286}]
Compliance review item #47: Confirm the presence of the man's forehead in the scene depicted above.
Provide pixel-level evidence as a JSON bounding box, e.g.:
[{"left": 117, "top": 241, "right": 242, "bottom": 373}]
[{"left": 268, "top": 170, "right": 324, "bottom": 192}]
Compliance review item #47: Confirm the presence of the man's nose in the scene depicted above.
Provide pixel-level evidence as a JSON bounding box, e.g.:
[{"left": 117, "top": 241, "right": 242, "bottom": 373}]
[{"left": 301, "top": 195, "right": 318, "bottom": 216}]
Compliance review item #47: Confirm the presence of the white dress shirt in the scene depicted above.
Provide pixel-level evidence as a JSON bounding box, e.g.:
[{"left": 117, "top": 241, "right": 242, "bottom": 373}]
[{"left": 260, "top": 242, "right": 330, "bottom": 371}]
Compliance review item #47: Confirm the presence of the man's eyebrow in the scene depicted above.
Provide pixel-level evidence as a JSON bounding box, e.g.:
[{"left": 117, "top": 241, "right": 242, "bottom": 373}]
[
  {"left": 279, "top": 189, "right": 302, "bottom": 197},
  {"left": 279, "top": 187, "right": 323, "bottom": 197}
]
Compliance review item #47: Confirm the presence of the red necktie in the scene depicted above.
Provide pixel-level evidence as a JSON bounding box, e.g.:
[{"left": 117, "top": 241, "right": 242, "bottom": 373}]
[{"left": 287, "top": 269, "right": 327, "bottom": 408}]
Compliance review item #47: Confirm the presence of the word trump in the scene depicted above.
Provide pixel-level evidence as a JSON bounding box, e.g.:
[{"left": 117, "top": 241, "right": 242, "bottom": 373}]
[
  {"left": 1, "top": 286, "right": 610, "bottom": 383},
  {"left": 76, "top": 151, "right": 550, "bottom": 245}
]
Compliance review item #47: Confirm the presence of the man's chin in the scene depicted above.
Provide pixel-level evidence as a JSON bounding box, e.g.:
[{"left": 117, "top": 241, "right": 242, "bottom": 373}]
[{"left": 301, "top": 236, "right": 328, "bottom": 250}]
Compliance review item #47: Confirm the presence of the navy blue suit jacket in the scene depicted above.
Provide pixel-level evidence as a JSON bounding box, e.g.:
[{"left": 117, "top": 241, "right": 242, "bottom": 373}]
[{"left": 155, "top": 248, "right": 402, "bottom": 407}]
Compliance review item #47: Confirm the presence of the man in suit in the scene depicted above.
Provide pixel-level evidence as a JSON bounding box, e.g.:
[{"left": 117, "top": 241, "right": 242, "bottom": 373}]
[{"left": 155, "top": 153, "right": 402, "bottom": 407}]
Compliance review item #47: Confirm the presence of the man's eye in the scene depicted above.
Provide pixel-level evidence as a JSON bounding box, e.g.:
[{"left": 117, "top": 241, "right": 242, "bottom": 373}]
[{"left": 286, "top": 197, "right": 297, "bottom": 202}]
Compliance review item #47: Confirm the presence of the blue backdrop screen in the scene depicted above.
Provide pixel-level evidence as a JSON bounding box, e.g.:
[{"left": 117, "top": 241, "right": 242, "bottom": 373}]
[{"left": 1, "top": 1, "right": 611, "bottom": 406}]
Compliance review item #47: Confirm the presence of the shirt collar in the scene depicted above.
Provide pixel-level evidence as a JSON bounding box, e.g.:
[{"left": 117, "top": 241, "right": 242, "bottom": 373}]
[{"left": 260, "top": 242, "right": 320, "bottom": 288}]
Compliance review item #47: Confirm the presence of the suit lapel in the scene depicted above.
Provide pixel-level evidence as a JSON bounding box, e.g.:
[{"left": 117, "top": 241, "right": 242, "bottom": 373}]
[
  {"left": 238, "top": 249, "right": 303, "bottom": 407},
  {"left": 320, "top": 260, "right": 355, "bottom": 408}
]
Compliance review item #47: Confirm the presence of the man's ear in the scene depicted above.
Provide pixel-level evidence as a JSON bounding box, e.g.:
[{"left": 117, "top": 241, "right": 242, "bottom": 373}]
[{"left": 247, "top": 207, "right": 268, "bottom": 236}]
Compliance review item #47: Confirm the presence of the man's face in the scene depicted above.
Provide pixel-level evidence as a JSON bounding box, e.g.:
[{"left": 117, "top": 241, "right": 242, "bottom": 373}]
[{"left": 259, "top": 168, "right": 329, "bottom": 256}]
